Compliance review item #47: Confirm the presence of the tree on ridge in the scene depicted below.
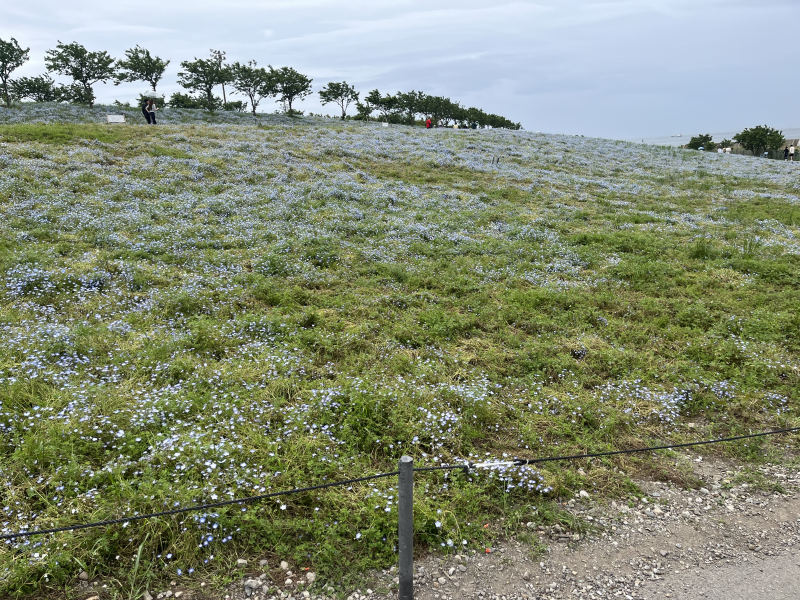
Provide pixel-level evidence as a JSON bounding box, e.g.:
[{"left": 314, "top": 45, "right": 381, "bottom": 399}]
[
  {"left": 115, "top": 45, "right": 170, "bottom": 93},
  {"left": 231, "top": 60, "right": 276, "bottom": 115},
  {"left": 0, "top": 37, "right": 30, "bottom": 108},
  {"left": 271, "top": 66, "right": 312, "bottom": 115},
  {"left": 177, "top": 57, "right": 227, "bottom": 110},
  {"left": 44, "top": 41, "right": 116, "bottom": 107},
  {"left": 319, "top": 81, "right": 359, "bottom": 118},
  {"left": 734, "top": 125, "right": 785, "bottom": 158}
]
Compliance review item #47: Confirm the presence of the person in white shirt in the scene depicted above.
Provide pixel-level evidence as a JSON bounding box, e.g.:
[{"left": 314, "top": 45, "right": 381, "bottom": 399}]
[
  {"left": 146, "top": 99, "right": 158, "bottom": 125},
  {"left": 790, "top": 145, "right": 795, "bottom": 161}
]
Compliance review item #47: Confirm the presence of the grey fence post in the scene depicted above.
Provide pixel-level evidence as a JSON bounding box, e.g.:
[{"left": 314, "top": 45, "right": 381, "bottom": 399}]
[{"left": 398, "top": 455, "right": 414, "bottom": 600}]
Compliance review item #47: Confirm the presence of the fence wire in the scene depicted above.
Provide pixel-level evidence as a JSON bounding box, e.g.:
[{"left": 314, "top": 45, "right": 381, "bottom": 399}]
[{"left": 3, "top": 426, "right": 798, "bottom": 542}]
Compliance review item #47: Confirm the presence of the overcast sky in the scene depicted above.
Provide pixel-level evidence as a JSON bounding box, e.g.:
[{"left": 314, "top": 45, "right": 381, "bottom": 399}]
[{"left": 3, "top": 0, "right": 796, "bottom": 139}]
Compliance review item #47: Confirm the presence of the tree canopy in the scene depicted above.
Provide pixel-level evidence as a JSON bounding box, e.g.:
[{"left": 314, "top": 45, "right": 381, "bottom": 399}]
[
  {"left": 11, "top": 74, "right": 62, "bottom": 103},
  {"left": 177, "top": 57, "right": 228, "bottom": 110},
  {"left": 115, "top": 46, "right": 170, "bottom": 92},
  {"left": 44, "top": 41, "right": 116, "bottom": 107},
  {"left": 687, "top": 134, "right": 715, "bottom": 151},
  {"left": 319, "top": 81, "right": 359, "bottom": 118},
  {"left": 734, "top": 125, "right": 785, "bottom": 157},
  {"left": 354, "top": 88, "right": 520, "bottom": 129},
  {"left": 0, "top": 37, "right": 30, "bottom": 108},
  {"left": 231, "top": 61, "right": 275, "bottom": 115},
  {"left": 6, "top": 36, "right": 520, "bottom": 126},
  {"left": 271, "top": 66, "right": 312, "bottom": 114}
]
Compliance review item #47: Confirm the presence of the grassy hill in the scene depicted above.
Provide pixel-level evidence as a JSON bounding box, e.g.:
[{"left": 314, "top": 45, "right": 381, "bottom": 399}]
[{"left": 0, "top": 104, "right": 798, "bottom": 597}]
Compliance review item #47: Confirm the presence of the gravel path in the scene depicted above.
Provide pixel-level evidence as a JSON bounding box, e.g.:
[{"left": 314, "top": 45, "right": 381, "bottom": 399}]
[{"left": 372, "top": 455, "right": 800, "bottom": 600}]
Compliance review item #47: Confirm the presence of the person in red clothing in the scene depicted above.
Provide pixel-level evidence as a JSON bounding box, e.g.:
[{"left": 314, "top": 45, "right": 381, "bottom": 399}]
[{"left": 426, "top": 118, "right": 432, "bottom": 129}]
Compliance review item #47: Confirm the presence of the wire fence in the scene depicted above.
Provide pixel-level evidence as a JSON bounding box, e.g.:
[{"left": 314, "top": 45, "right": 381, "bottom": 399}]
[{"left": 3, "top": 425, "right": 798, "bottom": 543}]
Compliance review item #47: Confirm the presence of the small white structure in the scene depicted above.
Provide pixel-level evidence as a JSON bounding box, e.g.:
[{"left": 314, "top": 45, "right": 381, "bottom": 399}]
[
  {"left": 382, "top": 122, "right": 389, "bottom": 128},
  {"left": 106, "top": 115, "right": 126, "bottom": 124}
]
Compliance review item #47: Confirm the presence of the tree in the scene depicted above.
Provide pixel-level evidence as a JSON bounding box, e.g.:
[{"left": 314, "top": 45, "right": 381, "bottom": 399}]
[
  {"left": 318, "top": 81, "right": 358, "bottom": 118},
  {"left": 168, "top": 92, "right": 208, "bottom": 109},
  {"left": 271, "top": 66, "right": 312, "bottom": 114},
  {"left": 466, "top": 106, "right": 488, "bottom": 128},
  {"left": 223, "top": 100, "right": 248, "bottom": 112},
  {"left": 0, "top": 37, "right": 29, "bottom": 108},
  {"left": 397, "top": 90, "right": 426, "bottom": 123},
  {"left": 231, "top": 60, "right": 275, "bottom": 115},
  {"left": 354, "top": 101, "right": 373, "bottom": 121},
  {"left": 719, "top": 138, "right": 732, "bottom": 149},
  {"left": 687, "top": 133, "right": 714, "bottom": 150},
  {"left": 10, "top": 74, "right": 62, "bottom": 102},
  {"left": 44, "top": 41, "right": 116, "bottom": 107},
  {"left": 210, "top": 49, "right": 233, "bottom": 105},
  {"left": 420, "top": 95, "right": 461, "bottom": 126},
  {"left": 365, "top": 89, "right": 400, "bottom": 121},
  {"left": 115, "top": 45, "right": 170, "bottom": 92},
  {"left": 734, "top": 125, "right": 785, "bottom": 157},
  {"left": 177, "top": 57, "right": 227, "bottom": 111}
]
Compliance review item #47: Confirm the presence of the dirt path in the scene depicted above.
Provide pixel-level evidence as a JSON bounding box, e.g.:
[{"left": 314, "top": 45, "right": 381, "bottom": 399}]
[{"left": 367, "top": 455, "right": 800, "bottom": 600}]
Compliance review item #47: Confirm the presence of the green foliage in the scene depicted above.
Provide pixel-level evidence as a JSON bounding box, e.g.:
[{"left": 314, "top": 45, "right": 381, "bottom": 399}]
[
  {"left": 177, "top": 57, "right": 229, "bottom": 111},
  {"left": 688, "top": 237, "right": 716, "bottom": 260},
  {"left": 115, "top": 45, "right": 170, "bottom": 92},
  {"left": 319, "top": 81, "right": 359, "bottom": 118},
  {"left": 0, "top": 37, "right": 29, "bottom": 108},
  {"left": 354, "top": 100, "right": 373, "bottom": 121},
  {"left": 9, "top": 74, "right": 62, "bottom": 103},
  {"left": 44, "top": 40, "right": 117, "bottom": 107},
  {"left": 223, "top": 100, "right": 248, "bottom": 112},
  {"left": 361, "top": 89, "right": 521, "bottom": 129},
  {"left": 734, "top": 124, "right": 785, "bottom": 157},
  {"left": 231, "top": 60, "right": 275, "bottom": 115},
  {"left": 365, "top": 88, "right": 400, "bottom": 121},
  {"left": 167, "top": 91, "right": 218, "bottom": 110},
  {"left": 686, "top": 133, "right": 715, "bottom": 151},
  {"left": 271, "top": 66, "right": 313, "bottom": 114}
]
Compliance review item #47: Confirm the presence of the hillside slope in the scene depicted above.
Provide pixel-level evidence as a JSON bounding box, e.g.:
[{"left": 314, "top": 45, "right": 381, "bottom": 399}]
[{"left": 0, "top": 105, "right": 798, "bottom": 596}]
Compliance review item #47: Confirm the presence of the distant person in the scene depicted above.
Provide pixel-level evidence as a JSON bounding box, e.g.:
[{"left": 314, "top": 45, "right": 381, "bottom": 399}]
[
  {"left": 426, "top": 118, "right": 432, "bottom": 129},
  {"left": 141, "top": 99, "right": 152, "bottom": 124},
  {"left": 471, "top": 121, "right": 478, "bottom": 130},
  {"left": 791, "top": 145, "right": 795, "bottom": 161},
  {"left": 146, "top": 99, "right": 158, "bottom": 125},
  {"left": 784, "top": 147, "right": 790, "bottom": 161}
]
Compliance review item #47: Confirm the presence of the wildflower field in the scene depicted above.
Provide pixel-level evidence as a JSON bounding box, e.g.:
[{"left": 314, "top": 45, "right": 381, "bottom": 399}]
[{"left": 0, "top": 104, "right": 798, "bottom": 596}]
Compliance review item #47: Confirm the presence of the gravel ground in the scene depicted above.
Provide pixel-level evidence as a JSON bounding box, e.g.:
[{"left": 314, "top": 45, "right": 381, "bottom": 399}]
[{"left": 77, "top": 455, "right": 800, "bottom": 600}]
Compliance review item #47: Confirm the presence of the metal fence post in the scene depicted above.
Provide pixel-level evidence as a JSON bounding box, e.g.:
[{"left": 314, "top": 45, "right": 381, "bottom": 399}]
[{"left": 398, "top": 455, "right": 414, "bottom": 600}]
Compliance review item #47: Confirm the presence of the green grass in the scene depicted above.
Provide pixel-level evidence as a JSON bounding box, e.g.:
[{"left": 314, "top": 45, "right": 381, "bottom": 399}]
[{"left": 0, "top": 123, "right": 141, "bottom": 145}]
